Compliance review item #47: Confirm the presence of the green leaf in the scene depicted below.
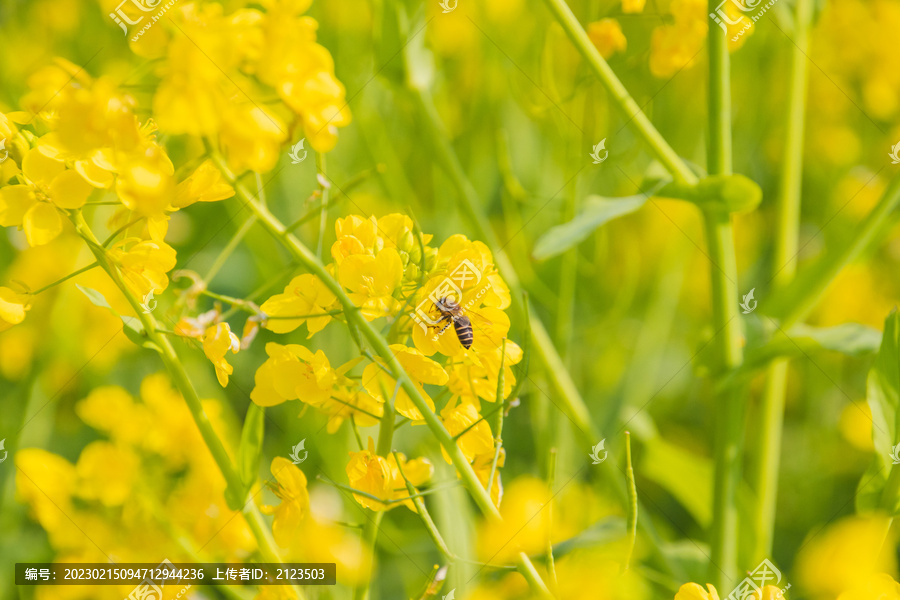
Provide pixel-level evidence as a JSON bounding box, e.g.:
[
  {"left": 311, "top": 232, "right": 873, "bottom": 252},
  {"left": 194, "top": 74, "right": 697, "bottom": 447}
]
[
  {"left": 639, "top": 436, "right": 712, "bottom": 527},
  {"left": 718, "top": 323, "right": 881, "bottom": 392},
  {"left": 857, "top": 310, "right": 900, "bottom": 514},
  {"left": 76, "top": 284, "right": 155, "bottom": 349},
  {"left": 75, "top": 284, "right": 112, "bottom": 310},
  {"left": 551, "top": 516, "right": 625, "bottom": 557},
  {"left": 238, "top": 404, "right": 266, "bottom": 490},
  {"left": 658, "top": 174, "right": 762, "bottom": 215},
  {"left": 533, "top": 194, "right": 647, "bottom": 260}
]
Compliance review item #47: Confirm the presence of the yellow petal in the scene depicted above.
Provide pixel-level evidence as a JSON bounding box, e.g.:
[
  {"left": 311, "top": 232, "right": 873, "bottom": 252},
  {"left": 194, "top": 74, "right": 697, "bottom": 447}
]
[
  {"left": 22, "top": 147, "right": 65, "bottom": 188},
  {"left": 23, "top": 202, "right": 62, "bottom": 246},
  {"left": 74, "top": 159, "right": 115, "bottom": 188},
  {"left": 49, "top": 170, "right": 93, "bottom": 209},
  {"left": 0, "top": 185, "right": 37, "bottom": 226}
]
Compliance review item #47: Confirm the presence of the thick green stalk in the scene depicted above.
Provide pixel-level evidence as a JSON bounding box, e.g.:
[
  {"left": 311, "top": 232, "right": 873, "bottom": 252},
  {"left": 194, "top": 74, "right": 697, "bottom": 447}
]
[
  {"left": 705, "top": 213, "right": 744, "bottom": 589},
  {"left": 355, "top": 388, "right": 395, "bottom": 600},
  {"left": 539, "top": 0, "right": 697, "bottom": 185},
  {"left": 706, "top": 8, "right": 743, "bottom": 588},
  {"left": 751, "top": 0, "right": 812, "bottom": 562},
  {"left": 70, "top": 212, "right": 303, "bottom": 597},
  {"left": 355, "top": 512, "right": 384, "bottom": 600},
  {"left": 210, "top": 153, "right": 501, "bottom": 520}
]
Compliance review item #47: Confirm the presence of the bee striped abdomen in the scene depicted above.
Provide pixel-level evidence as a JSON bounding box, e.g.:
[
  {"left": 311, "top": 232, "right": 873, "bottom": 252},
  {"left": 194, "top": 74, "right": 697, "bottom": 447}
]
[{"left": 454, "top": 316, "right": 474, "bottom": 349}]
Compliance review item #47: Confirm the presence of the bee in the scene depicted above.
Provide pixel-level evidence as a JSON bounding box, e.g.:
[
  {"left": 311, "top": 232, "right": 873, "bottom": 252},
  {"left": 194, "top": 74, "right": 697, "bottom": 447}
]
[{"left": 434, "top": 296, "right": 474, "bottom": 349}]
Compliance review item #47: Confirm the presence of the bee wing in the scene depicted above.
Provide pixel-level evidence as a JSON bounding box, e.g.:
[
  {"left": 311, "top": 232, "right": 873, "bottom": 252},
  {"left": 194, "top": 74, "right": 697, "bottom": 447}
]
[{"left": 462, "top": 307, "right": 494, "bottom": 328}]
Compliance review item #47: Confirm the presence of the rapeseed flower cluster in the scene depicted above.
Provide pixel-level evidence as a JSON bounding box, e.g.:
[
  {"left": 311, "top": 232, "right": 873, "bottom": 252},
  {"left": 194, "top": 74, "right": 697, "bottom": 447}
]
[
  {"left": 122, "top": 0, "right": 350, "bottom": 171},
  {"left": 249, "top": 214, "right": 521, "bottom": 509}
]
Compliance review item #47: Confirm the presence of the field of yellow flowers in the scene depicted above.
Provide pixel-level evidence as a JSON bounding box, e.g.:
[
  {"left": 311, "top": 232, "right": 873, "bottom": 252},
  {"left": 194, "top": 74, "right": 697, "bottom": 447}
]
[{"left": 2, "top": 0, "right": 900, "bottom": 598}]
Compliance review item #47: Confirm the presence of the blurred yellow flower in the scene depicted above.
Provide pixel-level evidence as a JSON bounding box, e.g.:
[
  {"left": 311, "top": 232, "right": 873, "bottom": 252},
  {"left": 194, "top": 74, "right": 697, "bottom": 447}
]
[
  {"left": 795, "top": 514, "right": 896, "bottom": 598},
  {"left": 75, "top": 441, "right": 139, "bottom": 506},
  {"left": 0, "top": 148, "right": 93, "bottom": 246},
  {"left": 251, "top": 342, "right": 338, "bottom": 407},
  {"left": 116, "top": 142, "right": 176, "bottom": 216},
  {"left": 261, "top": 273, "right": 337, "bottom": 336},
  {"left": 0, "top": 286, "right": 31, "bottom": 331},
  {"left": 261, "top": 457, "right": 311, "bottom": 548},
  {"left": 675, "top": 583, "right": 719, "bottom": 600},
  {"left": 649, "top": 0, "right": 706, "bottom": 78},
  {"left": 837, "top": 573, "right": 900, "bottom": 600},
  {"left": 202, "top": 322, "right": 240, "bottom": 387},
  {"left": 587, "top": 19, "right": 627, "bottom": 59},
  {"left": 622, "top": 0, "right": 646, "bottom": 13}
]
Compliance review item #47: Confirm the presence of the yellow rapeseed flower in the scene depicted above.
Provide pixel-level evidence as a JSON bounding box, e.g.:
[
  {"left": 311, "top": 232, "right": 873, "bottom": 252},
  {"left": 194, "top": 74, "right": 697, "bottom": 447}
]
[
  {"left": 345, "top": 438, "right": 433, "bottom": 512},
  {"left": 171, "top": 159, "right": 235, "bottom": 209},
  {"left": 346, "top": 438, "right": 393, "bottom": 511},
  {"left": 202, "top": 322, "right": 241, "bottom": 387},
  {"left": 0, "top": 148, "right": 94, "bottom": 246},
  {"left": 362, "top": 344, "right": 448, "bottom": 421},
  {"left": 837, "top": 573, "right": 900, "bottom": 600},
  {"left": 440, "top": 401, "right": 494, "bottom": 463},
  {"left": 0, "top": 286, "right": 31, "bottom": 332},
  {"left": 587, "top": 19, "right": 627, "bottom": 59},
  {"left": 261, "top": 457, "right": 311, "bottom": 548},
  {"left": 796, "top": 513, "right": 895, "bottom": 597},
  {"left": 260, "top": 273, "right": 337, "bottom": 336},
  {"left": 250, "top": 342, "right": 338, "bottom": 407},
  {"left": 337, "top": 247, "right": 404, "bottom": 321},
  {"left": 675, "top": 583, "right": 720, "bottom": 600},
  {"left": 106, "top": 238, "right": 178, "bottom": 298}
]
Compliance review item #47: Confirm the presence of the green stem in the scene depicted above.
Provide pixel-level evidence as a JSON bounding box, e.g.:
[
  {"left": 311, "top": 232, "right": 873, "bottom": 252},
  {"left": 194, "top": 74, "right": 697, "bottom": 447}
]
[
  {"left": 209, "top": 150, "right": 500, "bottom": 520},
  {"left": 516, "top": 552, "right": 555, "bottom": 599},
  {"left": 355, "top": 382, "right": 396, "bottom": 600},
  {"left": 316, "top": 153, "right": 330, "bottom": 260},
  {"left": 355, "top": 512, "right": 384, "bottom": 600},
  {"left": 624, "top": 432, "right": 638, "bottom": 572},
  {"left": 69, "top": 211, "right": 304, "bottom": 599},
  {"left": 546, "top": 448, "right": 558, "bottom": 587},
  {"left": 31, "top": 261, "right": 99, "bottom": 294},
  {"left": 751, "top": 0, "right": 812, "bottom": 563},
  {"left": 203, "top": 215, "right": 257, "bottom": 285},
  {"left": 539, "top": 0, "right": 696, "bottom": 185},
  {"left": 407, "top": 82, "right": 682, "bottom": 582},
  {"left": 706, "top": 10, "right": 743, "bottom": 587}
]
